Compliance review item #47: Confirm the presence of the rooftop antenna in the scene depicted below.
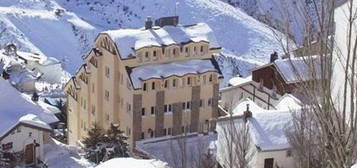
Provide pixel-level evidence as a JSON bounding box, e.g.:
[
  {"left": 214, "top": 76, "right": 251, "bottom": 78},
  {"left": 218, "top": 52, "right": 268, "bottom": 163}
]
[{"left": 174, "top": 1, "right": 179, "bottom": 16}]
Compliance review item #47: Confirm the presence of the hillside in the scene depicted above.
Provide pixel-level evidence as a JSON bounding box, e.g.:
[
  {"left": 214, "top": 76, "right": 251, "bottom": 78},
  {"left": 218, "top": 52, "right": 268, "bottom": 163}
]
[{"left": 0, "top": 0, "right": 288, "bottom": 85}]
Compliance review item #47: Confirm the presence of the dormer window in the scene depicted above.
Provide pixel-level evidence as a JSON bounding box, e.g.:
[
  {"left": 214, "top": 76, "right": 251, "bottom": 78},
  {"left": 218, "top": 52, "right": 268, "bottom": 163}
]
[
  {"left": 143, "top": 83, "right": 147, "bottom": 91},
  {"left": 152, "top": 82, "right": 156, "bottom": 90},
  {"left": 164, "top": 80, "right": 169, "bottom": 88}
]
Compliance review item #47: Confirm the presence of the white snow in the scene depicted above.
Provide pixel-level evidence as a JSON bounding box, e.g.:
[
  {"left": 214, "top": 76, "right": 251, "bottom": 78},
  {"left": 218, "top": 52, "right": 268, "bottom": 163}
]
[
  {"left": 105, "top": 23, "right": 218, "bottom": 59},
  {"left": 247, "top": 110, "right": 293, "bottom": 151},
  {"left": 96, "top": 158, "right": 168, "bottom": 168},
  {"left": 221, "top": 95, "right": 302, "bottom": 151},
  {"left": 0, "top": 78, "right": 59, "bottom": 135},
  {"left": 130, "top": 59, "right": 220, "bottom": 88},
  {"left": 136, "top": 133, "right": 217, "bottom": 168},
  {"left": 228, "top": 75, "right": 252, "bottom": 86},
  {"left": 352, "top": 163, "right": 357, "bottom": 168},
  {"left": 274, "top": 56, "right": 320, "bottom": 83},
  {"left": 18, "top": 113, "right": 52, "bottom": 130},
  {"left": 44, "top": 138, "right": 94, "bottom": 168}
]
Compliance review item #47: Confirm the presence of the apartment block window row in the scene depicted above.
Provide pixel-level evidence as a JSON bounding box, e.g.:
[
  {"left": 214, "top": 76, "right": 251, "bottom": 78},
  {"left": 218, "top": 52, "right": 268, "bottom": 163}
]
[
  {"left": 142, "top": 74, "right": 217, "bottom": 91},
  {"left": 137, "top": 44, "right": 208, "bottom": 63}
]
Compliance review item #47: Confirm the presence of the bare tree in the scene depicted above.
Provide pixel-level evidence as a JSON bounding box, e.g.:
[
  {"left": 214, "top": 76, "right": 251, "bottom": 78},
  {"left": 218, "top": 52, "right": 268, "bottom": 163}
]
[
  {"left": 216, "top": 96, "right": 253, "bottom": 168},
  {"left": 273, "top": 0, "right": 357, "bottom": 167}
]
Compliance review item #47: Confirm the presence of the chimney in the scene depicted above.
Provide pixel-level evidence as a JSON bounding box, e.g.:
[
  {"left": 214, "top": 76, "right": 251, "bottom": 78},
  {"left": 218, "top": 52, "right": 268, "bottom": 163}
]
[
  {"left": 243, "top": 104, "right": 252, "bottom": 122},
  {"left": 270, "top": 51, "right": 278, "bottom": 63},
  {"left": 145, "top": 17, "right": 153, "bottom": 30}
]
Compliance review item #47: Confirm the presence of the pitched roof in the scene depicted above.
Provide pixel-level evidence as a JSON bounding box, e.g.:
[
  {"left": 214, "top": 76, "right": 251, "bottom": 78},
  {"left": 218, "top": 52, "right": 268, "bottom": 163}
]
[
  {"left": 253, "top": 56, "right": 320, "bottom": 84},
  {"left": 103, "top": 23, "right": 219, "bottom": 59},
  {"left": 219, "top": 95, "right": 301, "bottom": 151},
  {"left": 0, "top": 78, "right": 58, "bottom": 136}
]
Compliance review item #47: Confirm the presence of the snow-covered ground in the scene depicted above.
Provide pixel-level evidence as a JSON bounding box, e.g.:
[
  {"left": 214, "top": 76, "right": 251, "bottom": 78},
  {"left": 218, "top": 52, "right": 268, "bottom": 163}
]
[
  {"left": 137, "top": 133, "right": 217, "bottom": 168},
  {"left": 43, "top": 138, "right": 94, "bottom": 168},
  {"left": 95, "top": 158, "right": 168, "bottom": 168}
]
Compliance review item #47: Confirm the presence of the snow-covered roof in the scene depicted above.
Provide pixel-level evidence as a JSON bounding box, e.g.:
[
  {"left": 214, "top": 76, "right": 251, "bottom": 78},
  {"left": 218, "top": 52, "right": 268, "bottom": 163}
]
[
  {"left": 130, "top": 59, "right": 220, "bottom": 89},
  {"left": 248, "top": 110, "right": 293, "bottom": 151},
  {"left": 253, "top": 56, "right": 320, "bottom": 84},
  {"left": 276, "top": 94, "right": 302, "bottom": 111},
  {"left": 228, "top": 75, "right": 252, "bottom": 86},
  {"left": 219, "top": 95, "right": 302, "bottom": 151},
  {"left": 104, "top": 23, "right": 219, "bottom": 59},
  {"left": 19, "top": 114, "right": 52, "bottom": 130},
  {"left": 0, "top": 78, "right": 59, "bottom": 136},
  {"left": 96, "top": 158, "right": 168, "bottom": 168},
  {"left": 274, "top": 56, "right": 320, "bottom": 83}
]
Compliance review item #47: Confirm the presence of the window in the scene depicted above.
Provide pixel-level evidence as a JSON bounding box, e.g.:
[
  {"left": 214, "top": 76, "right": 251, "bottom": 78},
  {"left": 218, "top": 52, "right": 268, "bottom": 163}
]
[
  {"left": 168, "top": 128, "right": 172, "bottom": 135},
  {"left": 164, "top": 80, "right": 168, "bottom": 88},
  {"left": 145, "top": 52, "right": 149, "bottom": 58},
  {"left": 264, "top": 158, "right": 274, "bottom": 168},
  {"left": 152, "top": 82, "right": 155, "bottom": 90},
  {"left": 16, "top": 127, "right": 21, "bottom": 133},
  {"left": 105, "top": 66, "right": 110, "bottom": 78},
  {"left": 194, "top": 46, "right": 197, "bottom": 54},
  {"left": 208, "top": 98, "right": 212, "bottom": 106},
  {"left": 173, "top": 79, "right": 177, "bottom": 87},
  {"left": 151, "top": 106, "right": 155, "bottom": 115},
  {"left": 142, "top": 108, "right": 146, "bottom": 116},
  {"left": 169, "top": 104, "right": 172, "bottom": 112},
  {"left": 173, "top": 48, "right": 176, "bottom": 55},
  {"left": 187, "top": 77, "right": 191, "bottom": 85},
  {"left": 286, "top": 150, "right": 292, "bottom": 157},
  {"left": 150, "top": 130, "right": 154, "bottom": 138},
  {"left": 200, "top": 99, "right": 203, "bottom": 107},
  {"left": 186, "top": 101, "right": 191, "bottom": 109},
  {"left": 182, "top": 102, "right": 186, "bottom": 109},
  {"left": 164, "top": 104, "right": 172, "bottom": 113},
  {"left": 203, "top": 75, "right": 207, "bottom": 84},
  {"left": 153, "top": 50, "right": 157, "bottom": 57},
  {"left": 164, "top": 105, "right": 168, "bottom": 112},
  {"left": 185, "top": 47, "right": 189, "bottom": 56},
  {"left": 164, "top": 128, "right": 167, "bottom": 135},
  {"left": 209, "top": 74, "right": 213, "bottom": 82},
  {"left": 200, "top": 46, "right": 204, "bottom": 52},
  {"left": 143, "top": 83, "right": 147, "bottom": 91},
  {"left": 105, "top": 90, "right": 110, "bottom": 101},
  {"left": 127, "top": 103, "right": 131, "bottom": 113},
  {"left": 141, "top": 132, "right": 145, "bottom": 139}
]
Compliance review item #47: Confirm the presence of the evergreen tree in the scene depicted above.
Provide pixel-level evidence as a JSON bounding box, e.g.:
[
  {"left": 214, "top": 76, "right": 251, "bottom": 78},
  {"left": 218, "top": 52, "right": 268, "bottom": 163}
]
[
  {"left": 104, "top": 123, "right": 129, "bottom": 158},
  {"left": 83, "top": 123, "right": 104, "bottom": 149}
]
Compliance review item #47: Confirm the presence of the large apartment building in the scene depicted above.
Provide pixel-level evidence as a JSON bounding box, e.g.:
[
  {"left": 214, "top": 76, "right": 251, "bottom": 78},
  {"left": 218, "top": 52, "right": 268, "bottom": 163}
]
[{"left": 64, "top": 17, "right": 223, "bottom": 148}]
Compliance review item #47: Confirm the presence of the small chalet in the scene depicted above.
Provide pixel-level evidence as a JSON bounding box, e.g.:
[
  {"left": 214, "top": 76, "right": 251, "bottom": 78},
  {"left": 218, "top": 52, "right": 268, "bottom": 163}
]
[
  {"left": 216, "top": 94, "right": 301, "bottom": 168},
  {"left": 0, "top": 114, "right": 52, "bottom": 167},
  {"left": 252, "top": 54, "right": 319, "bottom": 95}
]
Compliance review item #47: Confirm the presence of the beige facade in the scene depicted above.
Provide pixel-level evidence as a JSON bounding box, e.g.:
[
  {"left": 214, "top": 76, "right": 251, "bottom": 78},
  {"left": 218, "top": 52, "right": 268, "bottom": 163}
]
[{"left": 65, "top": 22, "right": 223, "bottom": 149}]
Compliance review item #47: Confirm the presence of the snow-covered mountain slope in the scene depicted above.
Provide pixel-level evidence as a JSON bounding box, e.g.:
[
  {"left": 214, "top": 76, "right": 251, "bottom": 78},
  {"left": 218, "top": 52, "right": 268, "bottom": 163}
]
[
  {"left": 0, "top": 0, "right": 98, "bottom": 73},
  {"left": 0, "top": 0, "right": 288, "bottom": 86},
  {"left": 57, "top": 0, "right": 285, "bottom": 64}
]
